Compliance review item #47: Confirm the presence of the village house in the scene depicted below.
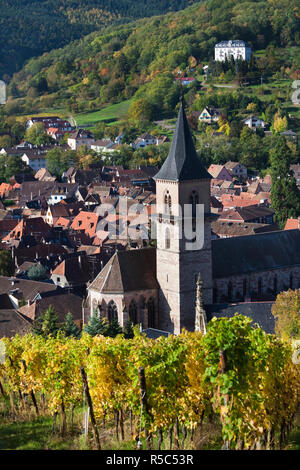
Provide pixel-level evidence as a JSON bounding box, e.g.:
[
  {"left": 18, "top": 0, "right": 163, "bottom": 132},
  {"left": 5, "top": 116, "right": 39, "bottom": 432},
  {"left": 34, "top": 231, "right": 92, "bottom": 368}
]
[
  {"left": 284, "top": 218, "right": 300, "bottom": 230},
  {"left": 2, "top": 217, "right": 53, "bottom": 245},
  {"left": 45, "top": 201, "right": 85, "bottom": 225},
  {"left": 218, "top": 204, "right": 275, "bottom": 225},
  {"left": 132, "top": 133, "right": 157, "bottom": 149},
  {"left": 198, "top": 107, "right": 221, "bottom": 124},
  {"left": 26, "top": 116, "right": 72, "bottom": 131},
  {"left": 208, "top": 164, "right": 233, "bottom": 181},
  {"left": 211, "top": 221, "right": 279, "bottom": 239},
  {"left": 243, "top": 115, "right": 266, "bottom": 129},
  {"left": 0, "top": 276, "right": 57, "bottom": 309},
  {"left": 34, "top": 168, "right": 56, "bottom": 182},
  {"left": 0, "top": 309, "right": 31, "bottom": 338},
  {"left": 18, "top": 291, "right": 83, "bottom": 326},
  {"left": 91, "top": 139, "right": 119, "bottom": 154},
  {"left": 70, "top": 210, "right": 101, "bottom": 240},
  {"left": 21, "top": 150, "right": 47, "bottom": 172},
  {"left": 224, "top": 161, "right": 248, "bottom": 179},
  {"left": 50, "top": 253, "right": 110, "bottom": 292},
  {"left": 67, "top": 129, "right": 95, "bottom": 150}
]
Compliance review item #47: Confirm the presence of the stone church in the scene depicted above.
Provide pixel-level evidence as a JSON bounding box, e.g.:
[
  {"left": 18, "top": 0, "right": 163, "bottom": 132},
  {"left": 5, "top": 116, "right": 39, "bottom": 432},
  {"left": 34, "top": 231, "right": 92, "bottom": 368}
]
[{"left": 87, "top": 104, "right": 300, "bottom": 335}]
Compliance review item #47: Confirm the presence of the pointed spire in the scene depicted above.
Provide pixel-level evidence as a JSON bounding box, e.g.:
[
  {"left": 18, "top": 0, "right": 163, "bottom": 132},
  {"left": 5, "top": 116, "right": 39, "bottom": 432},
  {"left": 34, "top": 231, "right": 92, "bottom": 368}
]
[
  {"left": 195, "top": 273, "right": 207, "bottom": 334},
  {"left": 154, "top": 103, "right": 212, "bottom": 182}
]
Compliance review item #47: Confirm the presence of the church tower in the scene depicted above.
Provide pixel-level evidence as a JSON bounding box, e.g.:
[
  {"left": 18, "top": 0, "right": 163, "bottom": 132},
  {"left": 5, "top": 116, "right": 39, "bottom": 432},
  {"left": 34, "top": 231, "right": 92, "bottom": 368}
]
[{"left": 153, "top": 103, "right": 214, "bottom": 334}]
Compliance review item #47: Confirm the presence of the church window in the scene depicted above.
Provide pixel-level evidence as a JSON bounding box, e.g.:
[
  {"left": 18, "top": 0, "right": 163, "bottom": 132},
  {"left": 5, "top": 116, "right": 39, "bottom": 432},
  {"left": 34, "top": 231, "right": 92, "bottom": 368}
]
[
  {"left": 164, "top": 194, "right": 168, "bottom": 213},
  {"left": 165, "top": 227, "right": 171, "bottom": 249},
  {"left": 164, "top": 191, "right": 172, "bottom": 215},
  {"left": 129, "top": 300, "right": 138, "bottom": 324},
  {"left": 147, "top": 298, "right": 155, "bottom": 328},
  {"left": 168, "top": 195, "right": 172, "bottom": 214},
  {"left": 107, "top": 301, "right": 118, "bottom": 324}
]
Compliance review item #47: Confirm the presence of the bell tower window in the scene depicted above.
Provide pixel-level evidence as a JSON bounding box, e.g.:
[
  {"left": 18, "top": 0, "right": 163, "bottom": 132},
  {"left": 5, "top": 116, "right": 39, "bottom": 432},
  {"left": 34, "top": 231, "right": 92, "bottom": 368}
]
[
  {"left": 164, "top": 191, "right": 172, "bottom": 214},
  {"left": 165, "top": 227, "right": 171, "bottom": 249}
]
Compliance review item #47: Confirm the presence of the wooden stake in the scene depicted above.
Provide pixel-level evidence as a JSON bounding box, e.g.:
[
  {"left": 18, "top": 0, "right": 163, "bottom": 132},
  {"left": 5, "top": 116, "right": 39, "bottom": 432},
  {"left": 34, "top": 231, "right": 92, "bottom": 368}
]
[
  {"left": 21, "top": 360, "right": 39, "bottom": 416},
  {"left": 80, "top": 367, "right": 101, "bottom": 450},
  {"left": 138, "top": 366, "right": 151, "bottom": 450}
]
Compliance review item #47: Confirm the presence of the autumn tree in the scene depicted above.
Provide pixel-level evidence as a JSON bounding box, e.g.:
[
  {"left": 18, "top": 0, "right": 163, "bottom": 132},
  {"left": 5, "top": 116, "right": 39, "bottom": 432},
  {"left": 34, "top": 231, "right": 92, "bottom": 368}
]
[
  {"left": 25, "top": 122, "right": 53, "bottom": 146},
  {"left": 272, "top": 290, "right": 300, "bottom": 341}
]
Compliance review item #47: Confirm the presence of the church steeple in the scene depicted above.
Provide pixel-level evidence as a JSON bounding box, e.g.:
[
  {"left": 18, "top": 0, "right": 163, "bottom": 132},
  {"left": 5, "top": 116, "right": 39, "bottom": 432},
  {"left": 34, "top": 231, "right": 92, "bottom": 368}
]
[{"left": 154, "top": 103, "right": 211, "bottom": 182}]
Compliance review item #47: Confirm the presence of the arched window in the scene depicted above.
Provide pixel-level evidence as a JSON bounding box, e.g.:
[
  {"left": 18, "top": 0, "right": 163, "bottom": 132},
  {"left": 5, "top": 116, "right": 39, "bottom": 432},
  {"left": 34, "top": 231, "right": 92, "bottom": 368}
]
[
  {"left": 139, "top": 296, "right": 146, "bottom": 310},
  {"left": 168, "top": 195, "right": 172, "bottom": 214},
  {"left": 164, "top": 194, "right": 168, "bottom": 213},
  {"left": 165, "top": 227, "right": 171, "bottom": 249},
  {"left": 164, "top": 191, "right": 172, "bottom": 214},
  {"left": 147, "top": 298, "right": 155, "bottom": 328},
  {"left": 107, "top": 301, "right": 118, "bottom": 324},
  {"left": 129, "top": 300, "right": 138, "bottom": 324},
  {"left": 228, "top": 282, "right": 233, "bottom": 301}
]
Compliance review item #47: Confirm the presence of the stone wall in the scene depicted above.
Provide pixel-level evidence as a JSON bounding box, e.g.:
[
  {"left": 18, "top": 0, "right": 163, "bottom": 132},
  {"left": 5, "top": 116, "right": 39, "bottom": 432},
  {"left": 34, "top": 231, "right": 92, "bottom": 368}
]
[
  {"left": 213, "top": 266, "right": 300, "bottom": 303},
  {"left": 87, "top": 288, "right": 158, "bottom": 328}
]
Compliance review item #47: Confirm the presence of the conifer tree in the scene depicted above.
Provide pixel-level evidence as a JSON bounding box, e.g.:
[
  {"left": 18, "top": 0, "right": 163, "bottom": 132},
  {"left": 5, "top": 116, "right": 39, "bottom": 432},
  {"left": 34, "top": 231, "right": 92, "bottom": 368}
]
[
  {"left": 32, "top": 305, "right": 60, "bottom": 338},
  {"left": 63, "top": 312, "right": 81, "bottom": 339},
  {"left": 83, "top": 309, "right": 108, "bottom": 337},
  {"left": 123, "top": 320, "right": 134, "bottom": 339},
  {"left": 270, "top": 135, "right": 300, "bottom": 229},
  {"left": 105, "top": 317, "right": 123, "bottom": 338}
]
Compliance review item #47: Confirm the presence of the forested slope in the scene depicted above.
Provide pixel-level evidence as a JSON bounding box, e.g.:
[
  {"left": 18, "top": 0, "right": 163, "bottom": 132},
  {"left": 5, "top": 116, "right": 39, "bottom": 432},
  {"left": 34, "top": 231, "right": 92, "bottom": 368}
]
[
  {"left": 6, "top": 0, "right": 299, "bottom": 117},
  {"left": 0, "top": 0, "right": 198, "bottom": 76}
]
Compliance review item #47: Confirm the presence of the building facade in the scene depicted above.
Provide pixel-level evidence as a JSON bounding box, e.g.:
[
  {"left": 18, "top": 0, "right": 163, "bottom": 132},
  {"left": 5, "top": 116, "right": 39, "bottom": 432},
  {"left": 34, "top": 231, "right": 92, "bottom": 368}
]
[{"left": 215, "top": 40, "right": 252, "bottom": 62}]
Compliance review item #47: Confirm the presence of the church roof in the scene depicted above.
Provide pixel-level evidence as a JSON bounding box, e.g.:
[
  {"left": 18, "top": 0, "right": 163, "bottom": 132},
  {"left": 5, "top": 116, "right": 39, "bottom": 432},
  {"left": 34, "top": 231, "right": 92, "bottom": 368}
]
[
  {"left": 212, "top": 229, "right": 300, "bottom": 278},
  {"left": 206, "top": 302, "right": 275, "bottom": 334},
  {"left": 154, "top": 104, "right": 212, "bottom": 182},
  {"left": 89, "top": 248, "right": 158, "bottom": 294}
]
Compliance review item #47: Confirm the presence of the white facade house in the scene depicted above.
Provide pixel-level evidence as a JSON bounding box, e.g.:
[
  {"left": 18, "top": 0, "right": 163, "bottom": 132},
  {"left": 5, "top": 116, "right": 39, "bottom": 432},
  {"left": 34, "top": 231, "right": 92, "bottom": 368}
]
[
  {"left": 243, "top": 115, "right": 266, "bottom": 129},
  {"left": 21, "top": 152, "right": 47, "bottom": 172},
  {"left": 91, "top": 139, "right": 118, "bottom": 154},
  {"left": 215, "top": 40, "right": 252, "bottom": 62},
  {"left": 132, "top": 133, "right": 158, "bottom": 149},
  {"left": 198, "top": 107, "right": 221, "bottom": 124},
  {"left": 67, "top": 129, "right": 95, "bottom": 150}
]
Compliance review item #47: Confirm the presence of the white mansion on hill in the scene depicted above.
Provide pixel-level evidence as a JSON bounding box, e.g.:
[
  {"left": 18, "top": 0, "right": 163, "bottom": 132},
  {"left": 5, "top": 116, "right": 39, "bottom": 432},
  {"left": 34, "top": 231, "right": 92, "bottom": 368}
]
[{"left": 215, "top": 40, "right": 252, "bottom": 62}]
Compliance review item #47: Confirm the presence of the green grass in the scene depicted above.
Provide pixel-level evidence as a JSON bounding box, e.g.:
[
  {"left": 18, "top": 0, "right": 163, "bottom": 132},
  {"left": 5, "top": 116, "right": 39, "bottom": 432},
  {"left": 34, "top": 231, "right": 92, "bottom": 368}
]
[
  {"left": 75, "top": 99, "right": 134, "bottom": 127},
  {"left": 0, "top": 415, "right": 82, "bottom": 450}
]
